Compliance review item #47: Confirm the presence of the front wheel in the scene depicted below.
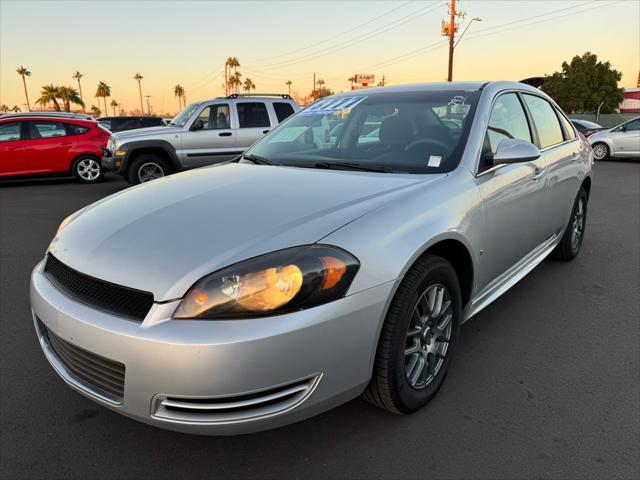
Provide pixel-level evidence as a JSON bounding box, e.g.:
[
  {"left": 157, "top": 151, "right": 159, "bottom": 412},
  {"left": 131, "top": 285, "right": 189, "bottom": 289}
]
[
  {"left": 552, "top": 187, "right": 588, "bottom": 261},
  {"left": 127, "top": 154, "right": 171, "bottom": 185},
  {"left": 362, "top": 254, "right": 461, "bottom": 414},
  {"left": 592, "top": 142, "right": 610, "bottom": 161},
  {"left": 72, "top": 157, "right": 103, "bottom": 184}
]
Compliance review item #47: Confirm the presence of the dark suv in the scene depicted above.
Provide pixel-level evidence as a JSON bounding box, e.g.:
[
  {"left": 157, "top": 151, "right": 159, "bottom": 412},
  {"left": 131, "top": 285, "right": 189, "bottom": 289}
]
[{"left": 98, "top": 116, "right": 166, "bottom": 133}]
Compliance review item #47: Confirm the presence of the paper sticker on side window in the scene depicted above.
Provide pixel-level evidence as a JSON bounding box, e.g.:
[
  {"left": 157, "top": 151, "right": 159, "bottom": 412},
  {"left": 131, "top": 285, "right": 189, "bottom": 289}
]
[{"left": 300, "top": 96, "right": 368, "bottom": 116}]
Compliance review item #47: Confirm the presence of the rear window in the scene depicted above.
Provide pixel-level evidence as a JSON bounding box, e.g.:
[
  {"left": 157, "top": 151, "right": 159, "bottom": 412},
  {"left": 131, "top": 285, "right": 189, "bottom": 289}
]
[
  {"left": 522, "top": 94, "right": 564, "bottom": 148},
  {"left": 273, "top": 102, "right": 295, "bottom": 123},
  {"left": 0, "top": 122, "right": 22, "bottom": 142},
  {"left": 237, "top": 102, "right": 270, "bottom": 128},
  {"left": 30, "top": 121, "right": 67, "bottom": 139},
  {"left": 140, "top": 117, "right": 163, "bottom": 127}
]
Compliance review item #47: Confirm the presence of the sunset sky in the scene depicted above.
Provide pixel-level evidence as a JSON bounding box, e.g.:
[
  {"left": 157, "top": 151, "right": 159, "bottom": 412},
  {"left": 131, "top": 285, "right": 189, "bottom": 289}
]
[{"left": 1, "top": 0, "right": 638, "bottom": 114}]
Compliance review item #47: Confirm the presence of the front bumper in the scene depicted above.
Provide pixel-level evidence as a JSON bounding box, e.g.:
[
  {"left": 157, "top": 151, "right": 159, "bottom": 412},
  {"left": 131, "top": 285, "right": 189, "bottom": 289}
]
[
  {"left": 30, "top": 260, "right": 394, "bottom": 435},
  {"left": 101, "top": 150, "right": 122, "bottom": 173}
]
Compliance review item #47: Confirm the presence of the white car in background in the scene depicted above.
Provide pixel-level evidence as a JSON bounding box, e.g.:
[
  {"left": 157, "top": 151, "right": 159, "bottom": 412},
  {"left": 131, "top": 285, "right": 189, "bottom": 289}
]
[{"left": 589, "top": 116, "right": 640, "bottom": 160}]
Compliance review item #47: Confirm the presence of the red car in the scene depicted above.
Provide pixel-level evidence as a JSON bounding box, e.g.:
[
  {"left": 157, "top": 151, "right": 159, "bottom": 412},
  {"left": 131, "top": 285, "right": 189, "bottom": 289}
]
[{"left": 0, "top": 114, "right": 110, "bottom": 183}]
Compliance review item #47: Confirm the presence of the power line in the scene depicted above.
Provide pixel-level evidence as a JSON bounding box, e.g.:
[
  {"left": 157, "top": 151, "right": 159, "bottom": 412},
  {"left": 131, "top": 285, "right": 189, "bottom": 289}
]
[
  {"left": 252, "top": 2, "right": 443, "bottom": 70},
  {"left": 248, "top": 0, "right": 416, "bottom": 64}
]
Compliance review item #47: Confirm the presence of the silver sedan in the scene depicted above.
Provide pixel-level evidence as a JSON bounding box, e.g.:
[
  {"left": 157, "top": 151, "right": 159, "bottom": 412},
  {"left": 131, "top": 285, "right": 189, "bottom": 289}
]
[{"left": 31, "top": 81, "right": 593, "bottom": 435}]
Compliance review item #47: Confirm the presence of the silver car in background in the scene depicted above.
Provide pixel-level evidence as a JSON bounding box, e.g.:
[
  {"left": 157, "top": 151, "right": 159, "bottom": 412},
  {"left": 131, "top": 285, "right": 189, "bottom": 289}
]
[
  {"left": 31, "top": 81, "right": 592, "bottom": 435},
  {"left": 589, "top": 116, "right": 640, "bottom": 160}
]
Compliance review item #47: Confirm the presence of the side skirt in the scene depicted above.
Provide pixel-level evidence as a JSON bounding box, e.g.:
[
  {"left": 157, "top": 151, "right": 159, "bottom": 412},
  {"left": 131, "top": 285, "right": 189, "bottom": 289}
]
[{"left": 464, "top": 232, "right": 561, "bottom": 322}]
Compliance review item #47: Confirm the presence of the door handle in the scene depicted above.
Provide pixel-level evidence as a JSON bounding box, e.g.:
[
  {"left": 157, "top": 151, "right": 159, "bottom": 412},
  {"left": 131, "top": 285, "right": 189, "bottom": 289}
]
[
  {"left": 218, "top": 132, "right": 232, "bottom": 137},
  {"left": 262, "top": 129, "right": 270, "bottom": 134},
  {"left": 571, "top": 151, "right": 580, "bottom": 162},
  {"left": 532, "top": 166, "right": 546, "bottom": 180}
]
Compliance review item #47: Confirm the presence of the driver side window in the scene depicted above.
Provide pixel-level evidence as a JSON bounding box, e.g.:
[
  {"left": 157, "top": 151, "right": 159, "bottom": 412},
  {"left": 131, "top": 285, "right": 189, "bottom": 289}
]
[
  {"left": 195, "top": 104, "right": 230, "bottom": 130},
  {"left": 487, "top": 93, "right": 532, "bottom": 153}
]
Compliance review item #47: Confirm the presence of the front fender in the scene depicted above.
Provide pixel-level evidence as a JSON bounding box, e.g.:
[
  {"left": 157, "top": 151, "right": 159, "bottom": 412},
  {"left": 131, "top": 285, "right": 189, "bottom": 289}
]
[{"left": 118, "top": 139, "right": 181, "bottom": 173}]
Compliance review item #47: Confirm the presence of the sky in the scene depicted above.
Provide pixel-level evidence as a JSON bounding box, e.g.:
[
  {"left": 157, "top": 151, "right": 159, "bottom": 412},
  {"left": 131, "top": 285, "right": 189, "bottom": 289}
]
[{"left": 1, "top": 0, "right": 638, "bottom": 114}]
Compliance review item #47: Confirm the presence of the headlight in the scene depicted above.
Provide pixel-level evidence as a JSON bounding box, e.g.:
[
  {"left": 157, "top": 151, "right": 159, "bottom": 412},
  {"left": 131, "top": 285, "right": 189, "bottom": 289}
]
[{"left": 173, "top": 245, "right": 359, "bottom": 320}]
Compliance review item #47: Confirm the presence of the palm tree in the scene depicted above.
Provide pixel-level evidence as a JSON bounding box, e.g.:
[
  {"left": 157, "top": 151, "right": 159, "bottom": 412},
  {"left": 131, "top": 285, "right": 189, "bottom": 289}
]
[
  {"left": 57, "top": 86, "right": 84, "bottom": 112},
  {"left": 110, "top": 99, "right": 120, "bottom": 116},
  {"left": 133, "top": 73, "right": 144, "bottom": 114},
  {"left": 35, "top": 84, "right": 62, "bottom": 111},
  {"left": 225, "top": 57, "right": 240, "bottom": 95},
  {"left": 16, "top": 66, "right": 31, "bottom": 111},
  {"left": 317, "top": 79, "right": 326, "bottom": 88},
  {"left": 348, "top": 76, "right": 355, "bottom": 90},
  {"left": 230, "top": 72, "right": 242, "bottom": 94},
  {"left": 0, "top": 104, "right": 8, "bottom": 113},
  {"left": 285, "top": 80, "right": 292, "bottom": 95},
  {"left": 95, "top": 81, "right": 111, "bottom": 116},
  {"left": 72, "top": 71, "right": 84, "bottom": 108},
  {"left": 243, "top": 77, "right": 256, "bottom": 93},
  {"left": 11, "top": 105, "right": 21, "bottom": 112},
  {"left": 90, "top": 105, "right": 101, "bottom": 117},
  {"left": 224, "top": 57, "right": 234, "bottom": 96},
  {"left": 174, "top": 84, "right": 185, "bottom": 110}
]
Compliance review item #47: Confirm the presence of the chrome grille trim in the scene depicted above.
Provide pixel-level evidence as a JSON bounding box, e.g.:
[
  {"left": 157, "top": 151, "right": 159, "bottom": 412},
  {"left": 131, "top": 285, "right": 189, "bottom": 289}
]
[{"left": 152, "top": 374, "right": 321, "bottom": 424}]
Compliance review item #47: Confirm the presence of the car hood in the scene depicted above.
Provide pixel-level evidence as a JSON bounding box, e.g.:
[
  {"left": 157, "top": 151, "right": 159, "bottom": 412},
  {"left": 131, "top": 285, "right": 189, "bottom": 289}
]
[
  {"left": 114, "top": 125, "right": 178, "bottom": 140},
  {"left": 50, "top": 164, "right": 444, "bottom": 301},
  {"left": 588, "top": 129, "right": 613, "bottom": 142}
]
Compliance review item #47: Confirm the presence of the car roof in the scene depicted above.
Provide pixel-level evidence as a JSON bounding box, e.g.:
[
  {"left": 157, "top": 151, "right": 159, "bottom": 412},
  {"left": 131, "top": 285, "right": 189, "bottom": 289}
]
[
  {"left": 0, "top": 111, "right": 93, "bottom": 120},
  {"left": 0, "top": 115, "right": 97, "bottom": 125},
  {"left": 322, "top": 81, "right": 544, "bottom": 98}
]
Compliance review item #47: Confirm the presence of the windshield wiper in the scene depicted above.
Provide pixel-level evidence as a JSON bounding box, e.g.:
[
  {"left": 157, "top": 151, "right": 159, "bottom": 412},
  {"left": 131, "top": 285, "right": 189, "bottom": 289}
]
[
  {"left": 310, "top": 162, "right": 393, "bottom": 173},
  {"left": 242, "top": 153, "right": 277, "bottom": 165}
]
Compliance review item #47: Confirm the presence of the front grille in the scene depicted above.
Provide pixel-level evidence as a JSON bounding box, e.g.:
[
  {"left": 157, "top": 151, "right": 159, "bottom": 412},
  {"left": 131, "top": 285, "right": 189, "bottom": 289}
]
[
  {"left": 43, "top": 253, "right": 153, "bottom": 321},
  {"left": 41, "top": 322, "right": 125, "bottom": 400},
  {"left": 152, "top": 375, "right": 321, "bottom": 424}
]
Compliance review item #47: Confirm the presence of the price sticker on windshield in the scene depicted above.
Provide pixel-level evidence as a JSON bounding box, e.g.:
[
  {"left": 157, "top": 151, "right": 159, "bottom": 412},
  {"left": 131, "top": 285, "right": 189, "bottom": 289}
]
[{"left": 301, "top": 96, "right": 368, "bottom": 116}]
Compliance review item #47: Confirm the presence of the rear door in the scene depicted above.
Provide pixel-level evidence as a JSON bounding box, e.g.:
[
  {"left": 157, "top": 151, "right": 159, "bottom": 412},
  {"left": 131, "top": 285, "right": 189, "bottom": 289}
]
[
  {"left": 522, "top": 94, "right": 580, "bottom": 237},
  {"left": 235, "top": 101, "right": 273, "bottom": 149},
  {"left": 25, "top": 120, "right": 73, "bottom": 173},
  {"left": 180, "top": 103, "right": 238, "bottom": 168},
  {"left": 0, "top": 121, "right": 29, "bottom": 176}
]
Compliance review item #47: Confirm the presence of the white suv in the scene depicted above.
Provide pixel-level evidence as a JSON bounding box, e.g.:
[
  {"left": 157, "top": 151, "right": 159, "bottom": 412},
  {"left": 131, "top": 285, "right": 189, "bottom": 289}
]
[{"left": 102, "top": 94, "right": 299, "bottom": 184}]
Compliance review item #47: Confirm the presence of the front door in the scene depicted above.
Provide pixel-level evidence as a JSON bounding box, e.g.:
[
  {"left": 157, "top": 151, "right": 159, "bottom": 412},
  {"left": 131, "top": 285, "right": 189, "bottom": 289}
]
[
  {"left": 611, "top": 118, "right": 640, "bottom": 156},
  {"left": 25, "top": 120, "right": 73, "bottom": 174},
  {"left": 475, "top": 92, "right": 548, "bottom": 291},
  {"left": 180, "top": 103, "right": 238, "bottom": 167}
]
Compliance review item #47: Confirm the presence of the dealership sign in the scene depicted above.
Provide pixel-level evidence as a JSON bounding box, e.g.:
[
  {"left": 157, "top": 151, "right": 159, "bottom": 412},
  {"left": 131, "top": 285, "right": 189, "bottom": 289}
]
[{"left": 354, "top": 74, "right": 375, "bottom": 84}]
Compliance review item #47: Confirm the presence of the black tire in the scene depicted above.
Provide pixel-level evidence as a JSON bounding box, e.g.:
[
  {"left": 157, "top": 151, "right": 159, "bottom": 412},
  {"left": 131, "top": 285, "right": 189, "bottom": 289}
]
[
  {"left": 72, "top": 156, "right": 103, "bottom": 184},
  {"left": 592, "top": 142, "right": 610, "bottom": 161},
  {"left": 127, "top": 154, "right": 171, "bottom": 185},
  {"left": 363, "top": 254, "right": 461, "bottom": 414},
  {"left": 552, "top": 187, "right": 588, "bottom": 261}
]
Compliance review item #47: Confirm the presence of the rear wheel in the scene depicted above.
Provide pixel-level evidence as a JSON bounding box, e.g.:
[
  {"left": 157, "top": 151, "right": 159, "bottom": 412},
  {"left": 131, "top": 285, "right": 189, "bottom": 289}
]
[
  {"left": 72, "top": 156, "right": 103, "bottom": 183},
  {"left": 592, "top": 142, "right": 610, "bottom": 161},
  {"left": 127, "top": 154, "right": 170, "bottom": 184},
  {"left": 552, "top": 187, "right": 588, "bottom": 261},
  {"left": 362, "top": 255, "right": 461, "bottom": 414}
]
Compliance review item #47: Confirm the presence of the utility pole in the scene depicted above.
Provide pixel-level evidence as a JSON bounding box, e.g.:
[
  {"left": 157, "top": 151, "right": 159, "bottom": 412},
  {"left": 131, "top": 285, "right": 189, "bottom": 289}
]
[
  {"left": 144, "top": 95, "right": 153, "bottom": 116},
  {"left": 312, "top": 73, "right": 316, "bottom": 98},
  {"left": 442, "top": 0, "right": 465, "bottom": 82}
]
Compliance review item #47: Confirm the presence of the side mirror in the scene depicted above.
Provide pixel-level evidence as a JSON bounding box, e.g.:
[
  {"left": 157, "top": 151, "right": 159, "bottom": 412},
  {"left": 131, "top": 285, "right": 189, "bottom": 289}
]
[
  {"left": 493, "top": 138, "right": 541, "bottom": 165},
  {"left": 190, "top": 119, "right": 204, "bottom": 131}
]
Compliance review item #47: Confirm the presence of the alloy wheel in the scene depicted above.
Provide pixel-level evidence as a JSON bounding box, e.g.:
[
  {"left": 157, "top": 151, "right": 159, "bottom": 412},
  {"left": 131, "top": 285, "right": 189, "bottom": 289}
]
[
  {"left": 404, "top": 284, "right": 453, "bottom": 389},
  {"left": 592, "top": 144, "right": 608, "bottom": 160},
  {"left": 571, "top": 197, "right": 585, "bottom": 250},
  {"left": 138, "top": 162, "right": 165, "bottom": 183},
  {"left": 76, "top": 158, "right": 101, "bottom": 181}
]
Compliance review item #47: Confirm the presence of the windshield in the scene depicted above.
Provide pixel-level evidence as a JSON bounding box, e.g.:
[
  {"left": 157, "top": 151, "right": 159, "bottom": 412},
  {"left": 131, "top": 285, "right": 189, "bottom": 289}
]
[
  {"left": 244, "top": 90, "right": 480, "bottom": 173},
  {"left": 171, "top": 102, "right": 201, "bottom": 127},
  {"left": 577, "top": 120, "right": 602, "bottom": 128}
]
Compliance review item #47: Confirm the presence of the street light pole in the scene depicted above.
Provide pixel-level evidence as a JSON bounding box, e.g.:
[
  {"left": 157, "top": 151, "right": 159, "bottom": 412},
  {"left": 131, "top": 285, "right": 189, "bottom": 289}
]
[{"left": 454, "top": 17, "right": 482, "bottom": 49}]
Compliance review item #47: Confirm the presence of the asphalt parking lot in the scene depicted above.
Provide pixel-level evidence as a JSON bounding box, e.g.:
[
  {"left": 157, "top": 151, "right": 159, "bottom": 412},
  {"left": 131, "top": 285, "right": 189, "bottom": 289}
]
[{"left": 1, "top": 161, "right": 638, "bottom": 480}]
